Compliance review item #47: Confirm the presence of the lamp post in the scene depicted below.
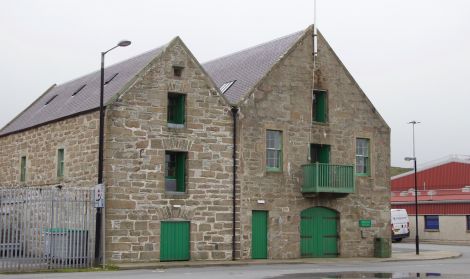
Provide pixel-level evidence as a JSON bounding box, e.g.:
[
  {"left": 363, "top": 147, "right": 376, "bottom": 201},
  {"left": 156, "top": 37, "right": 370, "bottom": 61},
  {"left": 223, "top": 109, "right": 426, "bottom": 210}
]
[
  {"left": 95, "top": 40, "right": 131, "bottom": 264},
  {"left": 405, "top": 120, "right": 420, "bottom": 255}
]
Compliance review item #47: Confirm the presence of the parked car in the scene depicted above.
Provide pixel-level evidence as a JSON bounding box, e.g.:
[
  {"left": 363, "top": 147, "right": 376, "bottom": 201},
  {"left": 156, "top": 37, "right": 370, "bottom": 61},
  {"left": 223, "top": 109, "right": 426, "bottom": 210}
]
[{"left": 391, "top": 209, "right": 410, "bottom": 242}]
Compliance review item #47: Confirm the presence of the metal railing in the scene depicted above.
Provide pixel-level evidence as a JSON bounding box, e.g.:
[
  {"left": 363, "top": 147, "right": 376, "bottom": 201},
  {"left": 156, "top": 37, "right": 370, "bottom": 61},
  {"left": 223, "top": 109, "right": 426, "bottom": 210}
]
[
  {"left": 0, "top": 187, "right": 96, "bottom": 272},
  {"left": 302, "top": 163, "right": 355, "bottom": 194}
]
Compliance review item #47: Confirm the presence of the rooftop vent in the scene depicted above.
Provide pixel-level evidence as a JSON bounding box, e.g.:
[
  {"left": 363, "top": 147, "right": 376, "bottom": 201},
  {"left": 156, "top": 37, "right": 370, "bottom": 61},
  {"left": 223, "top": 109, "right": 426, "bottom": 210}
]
[{"left": 427, "top": 190, "right": 437, "bottom": 196}]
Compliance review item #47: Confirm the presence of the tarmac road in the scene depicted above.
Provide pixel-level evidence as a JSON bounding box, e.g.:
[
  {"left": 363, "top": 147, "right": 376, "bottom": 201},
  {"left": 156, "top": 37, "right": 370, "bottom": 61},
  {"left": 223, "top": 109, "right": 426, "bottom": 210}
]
[{"left": 2, "top": 243, "right": 468, "bottom": 279}]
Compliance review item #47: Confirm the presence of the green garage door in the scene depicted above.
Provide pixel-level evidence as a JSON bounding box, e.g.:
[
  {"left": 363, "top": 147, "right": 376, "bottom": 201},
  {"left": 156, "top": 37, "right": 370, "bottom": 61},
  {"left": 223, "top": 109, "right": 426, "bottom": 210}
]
[
  {"left": 160, "top": 221, "right": 190, "bottom": 261},
  {"left": 300, "top": 207, "right": 338, "bottom": 258},
  {"left": 252, "top": 210, "right": 268, "bottom": 259}
]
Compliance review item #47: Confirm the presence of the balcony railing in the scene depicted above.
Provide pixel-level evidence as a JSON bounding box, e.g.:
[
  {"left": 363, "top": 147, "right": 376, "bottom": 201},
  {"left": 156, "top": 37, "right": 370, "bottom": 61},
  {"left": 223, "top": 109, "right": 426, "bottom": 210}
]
[{"left": 302, "top": 163, "right": 355, "bottom": 194}]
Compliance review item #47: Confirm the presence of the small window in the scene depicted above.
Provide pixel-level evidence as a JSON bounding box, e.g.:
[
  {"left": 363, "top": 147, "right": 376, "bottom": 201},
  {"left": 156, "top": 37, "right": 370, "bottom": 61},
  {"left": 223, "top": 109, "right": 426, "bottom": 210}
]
[
  {"left": 312, "top": 90, "right": 327, "bottom": 123},
  {"left": 466, "top": 216, "right": 470, "bottom": 231},
  {"left": 57, "top": 148, "right": 65, "bottom": 178},
  {"left": 425, "top": 215, "right": 439, "bottom": 230},
  {"left": 44, "top": 95, "right": 58, "bottom": 105},
  {"left": 72, "top": 84, "right": 86, "bottom": 96},
  {"left": 266, "top": 130, "right": 282, "bottom": 172},
  {"left": 220, "top": 80, "right": 236, "bottom": 94},
  {"left": 173, "top": 66, "right": 184, "bottom": 77},
  {"left": 104, "top": 73, "right": 119, "bottom": 85},
  {"left": 20, "top": 156, "right": 27, "bottom": 182},
  {"left": 165, "top": 151, "right": 186, "bottom": 192},
  {"left": 167, "top": 93, "right": 185, "bottom": 126},
  {"left": 356, "top": 138, "right": 370, "bottom": 176}
]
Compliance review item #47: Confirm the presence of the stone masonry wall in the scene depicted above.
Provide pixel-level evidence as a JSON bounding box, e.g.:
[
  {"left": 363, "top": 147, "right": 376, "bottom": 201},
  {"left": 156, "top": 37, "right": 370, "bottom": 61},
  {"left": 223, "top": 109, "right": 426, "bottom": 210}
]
[
  {"left": 104, "top": 38, "right": 235, "bottom": 262},
  {"left": 237, "top": 29, "right": 390, "bottom": 259},
  {"left": 0, "top": 112, "right": 99, "bottom": 187}
]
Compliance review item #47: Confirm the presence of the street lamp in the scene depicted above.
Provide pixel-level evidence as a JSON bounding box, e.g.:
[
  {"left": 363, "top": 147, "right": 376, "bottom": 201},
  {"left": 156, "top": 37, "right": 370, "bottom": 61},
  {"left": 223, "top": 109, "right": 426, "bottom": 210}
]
[
  {"left": 405, "top": 120, "right": 420, "bottom": 255},
  {"left": 98, "top": 40, "right": 131, "bottom": 184},
  {"left": 96, "top": 40, "right": 131, "bottom": 264}
]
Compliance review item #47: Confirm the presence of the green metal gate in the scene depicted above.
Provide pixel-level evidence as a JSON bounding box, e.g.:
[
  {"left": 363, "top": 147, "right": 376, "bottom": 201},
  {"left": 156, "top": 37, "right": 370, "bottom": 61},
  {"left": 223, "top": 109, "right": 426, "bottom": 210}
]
[
  {"left": 300, "top": 207, "right": 338, "bottom": 258},
  {"left": 160, "top": 221, "right": 190, "bottom": 261},
  {"left": 252, "top": 211, "right": 268, "bottom": 259}
]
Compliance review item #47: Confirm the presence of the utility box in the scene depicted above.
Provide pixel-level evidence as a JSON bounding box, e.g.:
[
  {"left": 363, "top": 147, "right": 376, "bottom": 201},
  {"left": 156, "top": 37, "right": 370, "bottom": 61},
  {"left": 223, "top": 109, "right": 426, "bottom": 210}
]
[
  {"left": 374, "top": 237, "right": 391, "bottom": 258},
  {"left": 44, "top": 228, "right": 89, "bottom": 264}
]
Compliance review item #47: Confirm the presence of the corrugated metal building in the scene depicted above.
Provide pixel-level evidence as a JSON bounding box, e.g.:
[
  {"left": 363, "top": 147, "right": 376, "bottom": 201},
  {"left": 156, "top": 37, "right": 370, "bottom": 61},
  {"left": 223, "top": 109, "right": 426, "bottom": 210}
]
[{"left": 391, "top": 155, "right": 470, "bottom": 243}]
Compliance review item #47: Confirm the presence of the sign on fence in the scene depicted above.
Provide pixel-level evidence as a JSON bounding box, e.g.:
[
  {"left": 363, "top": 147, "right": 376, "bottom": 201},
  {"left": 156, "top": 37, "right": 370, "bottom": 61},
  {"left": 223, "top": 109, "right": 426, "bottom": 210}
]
[{"left": 94, "top": 184, "right": 105, "bottom": 208}]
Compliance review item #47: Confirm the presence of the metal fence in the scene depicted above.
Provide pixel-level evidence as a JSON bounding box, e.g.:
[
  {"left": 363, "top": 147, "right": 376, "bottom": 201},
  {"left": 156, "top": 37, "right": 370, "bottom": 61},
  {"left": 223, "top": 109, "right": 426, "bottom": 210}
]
[{"left": 0, "top": 187, "right": 96, "bottom": 272}]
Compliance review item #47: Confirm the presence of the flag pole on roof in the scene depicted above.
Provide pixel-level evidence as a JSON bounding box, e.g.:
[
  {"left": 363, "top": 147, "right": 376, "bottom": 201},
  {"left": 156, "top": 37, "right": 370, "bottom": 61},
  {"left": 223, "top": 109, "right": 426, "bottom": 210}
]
[{"left": 309, "top": 0, "right": 318, "bottom": 162}]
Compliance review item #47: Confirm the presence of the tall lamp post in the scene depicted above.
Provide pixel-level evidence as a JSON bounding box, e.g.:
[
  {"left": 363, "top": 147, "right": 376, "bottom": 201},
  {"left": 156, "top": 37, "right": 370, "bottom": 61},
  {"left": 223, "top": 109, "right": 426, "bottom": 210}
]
[
  {"left": 95, "top": 40, "right": 131, "bottom": 264},
  {"left": 405, "top": 120, "right": 420, "bottom": 255}
]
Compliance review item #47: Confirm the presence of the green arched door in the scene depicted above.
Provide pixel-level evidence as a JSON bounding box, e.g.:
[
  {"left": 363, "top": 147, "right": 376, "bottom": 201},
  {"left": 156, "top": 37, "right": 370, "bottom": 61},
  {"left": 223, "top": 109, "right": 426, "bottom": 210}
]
[{"left": 300, "top": 207, "right": 338, "bottom": 258}]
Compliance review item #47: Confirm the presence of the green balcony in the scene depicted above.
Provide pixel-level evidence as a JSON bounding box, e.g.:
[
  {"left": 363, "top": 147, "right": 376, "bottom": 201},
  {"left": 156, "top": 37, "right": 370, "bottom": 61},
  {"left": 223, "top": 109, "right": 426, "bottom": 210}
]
[{"left": 302, "top": 163, "right": 355, "bottom": 194}]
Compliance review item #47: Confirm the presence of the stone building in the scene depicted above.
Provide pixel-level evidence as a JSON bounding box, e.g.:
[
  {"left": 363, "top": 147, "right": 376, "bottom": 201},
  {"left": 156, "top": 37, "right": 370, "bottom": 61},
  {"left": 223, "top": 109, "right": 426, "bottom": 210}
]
[{"left": 0, "top": 26, "right": 390, "bottom": 262}]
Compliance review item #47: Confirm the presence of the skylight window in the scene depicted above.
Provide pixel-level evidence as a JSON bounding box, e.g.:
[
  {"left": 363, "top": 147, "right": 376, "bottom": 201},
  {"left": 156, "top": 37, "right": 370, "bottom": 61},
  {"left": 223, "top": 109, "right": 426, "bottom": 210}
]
[
  {"left": 44, "top": 95, "right": 58, "bottom": 105},
  {"left": 220, "top": 80, "right": 236, "bottom": 94},
  {"left": 71, "top": 84, "right": 86, "bottom": 96},
  {"left": 104, "top": 73, "right": 119, "bottom": 85}
]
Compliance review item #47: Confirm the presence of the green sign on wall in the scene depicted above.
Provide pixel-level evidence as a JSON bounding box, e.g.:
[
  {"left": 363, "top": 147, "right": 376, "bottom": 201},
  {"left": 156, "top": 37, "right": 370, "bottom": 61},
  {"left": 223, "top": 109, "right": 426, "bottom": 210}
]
[{"left": 359, "top": 219, "right": 372, "bottom": 228}]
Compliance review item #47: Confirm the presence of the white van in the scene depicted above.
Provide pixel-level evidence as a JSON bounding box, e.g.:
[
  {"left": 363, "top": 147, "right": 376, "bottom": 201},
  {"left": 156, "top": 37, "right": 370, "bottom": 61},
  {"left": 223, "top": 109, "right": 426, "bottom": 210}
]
[{"left": 391, "top": 209, "right": 410, "bottom": 242}]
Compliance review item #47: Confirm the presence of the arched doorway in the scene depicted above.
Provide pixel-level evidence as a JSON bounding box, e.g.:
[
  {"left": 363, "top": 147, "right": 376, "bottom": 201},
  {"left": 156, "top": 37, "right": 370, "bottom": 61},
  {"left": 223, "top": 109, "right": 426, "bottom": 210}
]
[{"left": 300, "top": 207, "right": 339, "bottom": 258}]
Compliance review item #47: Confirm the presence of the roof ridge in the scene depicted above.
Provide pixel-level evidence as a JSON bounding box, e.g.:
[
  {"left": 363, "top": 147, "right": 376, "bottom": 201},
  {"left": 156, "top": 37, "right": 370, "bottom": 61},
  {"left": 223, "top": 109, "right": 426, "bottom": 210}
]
[{"left": 202, "top": 29, "right": 305, "bottom": 65}]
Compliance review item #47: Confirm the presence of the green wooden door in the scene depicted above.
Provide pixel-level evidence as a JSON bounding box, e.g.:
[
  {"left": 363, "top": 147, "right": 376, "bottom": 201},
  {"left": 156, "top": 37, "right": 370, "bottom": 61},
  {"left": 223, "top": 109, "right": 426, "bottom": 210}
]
[
  {"left": 300, "top": 207, "right": 338, "bottom": 258},
  {"left": 310, "top": 144, "right": 330, "bottom": 164},
  {"left": 160, "top": 221, "right": 190, "bottom": 261},
  {"left": 252, "top": 211, "right": 268, "bottom": 259},
  {"left": 313, "top": 90, "right": 327, "bottom": 123},
  {"left": 311, "top": 145, "right": 331, "bottom": 187}
]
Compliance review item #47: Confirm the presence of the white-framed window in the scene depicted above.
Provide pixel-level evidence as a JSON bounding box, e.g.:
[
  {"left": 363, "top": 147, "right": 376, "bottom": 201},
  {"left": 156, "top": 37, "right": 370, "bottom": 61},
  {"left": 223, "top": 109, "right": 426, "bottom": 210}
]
[
  {"left": 356, "top": 138, "right": 370, "bottom": 176},
  {"left": 266, "top": 130, "right": 282, "bottom": 172}
]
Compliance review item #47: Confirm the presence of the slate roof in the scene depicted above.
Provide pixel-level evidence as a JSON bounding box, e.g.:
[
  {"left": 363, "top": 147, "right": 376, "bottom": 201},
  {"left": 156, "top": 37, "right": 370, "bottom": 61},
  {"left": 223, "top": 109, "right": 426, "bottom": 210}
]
[
  {"left": 1, "top": 29, "right": 307, "bottom": 136},
  {"left": 202, "top": 30, "right": 305, "bottom": 104},
  {"left": 0, "top": 45, "right": 166, "bottom": 136}
]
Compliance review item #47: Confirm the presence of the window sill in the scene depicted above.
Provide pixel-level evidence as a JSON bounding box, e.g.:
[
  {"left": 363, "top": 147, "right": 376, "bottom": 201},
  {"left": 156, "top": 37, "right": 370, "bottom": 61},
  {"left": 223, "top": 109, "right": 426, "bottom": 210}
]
[
  {"left": 424, "top": 229, "right": 440, "bottom": 232},
  {"left": 312, "top": 121, "right": 329, "bottom": 126},
  {"left": 266, "top": 169, "right": 283, "bottom": 174},
  {"left": 355, "top": 173, "right": 370, "bottom": 177},
  {"left": 167, "top": 123, "right": 185, "bottom": 129},
  {"left": 164, "top": 192, "right": 188, "bottom": 199}
]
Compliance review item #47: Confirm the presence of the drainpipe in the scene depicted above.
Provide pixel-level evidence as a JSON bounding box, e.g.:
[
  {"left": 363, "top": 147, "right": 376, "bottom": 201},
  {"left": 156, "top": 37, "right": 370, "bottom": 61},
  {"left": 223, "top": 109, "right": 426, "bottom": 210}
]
[{"left": 230, "top": 106, "right": 239, "bottom": 261}]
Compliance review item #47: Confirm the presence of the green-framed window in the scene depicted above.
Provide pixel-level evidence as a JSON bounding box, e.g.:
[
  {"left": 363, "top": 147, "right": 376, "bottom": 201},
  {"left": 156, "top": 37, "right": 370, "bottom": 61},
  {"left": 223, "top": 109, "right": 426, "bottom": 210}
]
[
  {"left": 57, "top": 148, "right": 65, "bottom": 178},
  {"left": 266, "top": 130, "right": 282, "bottom": 172},
  {"left": 167, "top": 93, "right": 185, "bottom": 125},
  {"left": 355, "top": 138, "right": 370, "bottom": 176},
  {"left": 20, "top": 156, "right": 27, "bottom": 182},
  {"left": 165, "top": 151, "right": 186, "bottom": 192},
  {"left": 312, "top": 90, "right": 327, "bottom": 123}
]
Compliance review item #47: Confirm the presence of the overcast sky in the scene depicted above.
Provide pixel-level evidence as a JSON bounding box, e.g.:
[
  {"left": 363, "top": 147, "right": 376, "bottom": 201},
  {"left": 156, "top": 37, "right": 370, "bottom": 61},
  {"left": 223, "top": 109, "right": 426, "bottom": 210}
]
[{"left": 1, "top": 0, "right": 469, "bottom": 167}]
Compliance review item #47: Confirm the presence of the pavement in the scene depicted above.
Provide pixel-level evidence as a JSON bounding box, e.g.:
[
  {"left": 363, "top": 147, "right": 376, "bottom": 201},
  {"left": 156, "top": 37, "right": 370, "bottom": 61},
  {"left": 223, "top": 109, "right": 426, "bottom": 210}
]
[{"left": 115, "top": 250, "right": 462, "bottom": 270}]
